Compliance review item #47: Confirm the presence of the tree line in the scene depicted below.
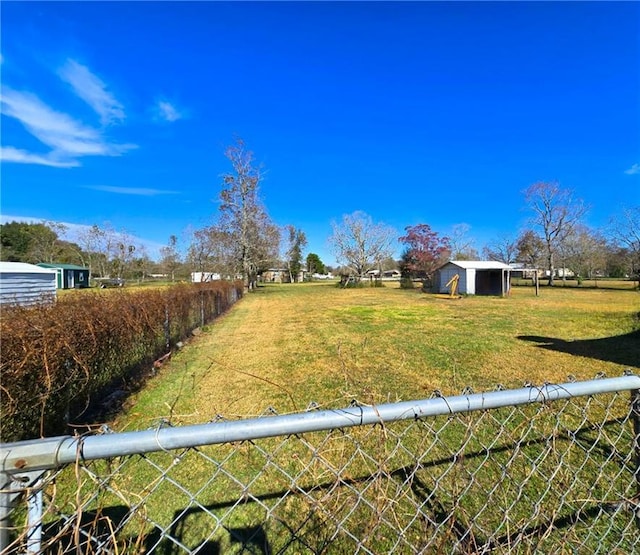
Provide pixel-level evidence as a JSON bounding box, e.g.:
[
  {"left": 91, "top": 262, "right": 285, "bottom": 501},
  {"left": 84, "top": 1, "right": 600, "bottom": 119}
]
[
  {"left": 0, "top": 220, "right": 148, "bottom": 281},
  {"left": 0, "top": 139, "right": 329, "bottom": 287},
  {"left": 328, "top": 184, "right": 638, "bottom": 288},
  {"left": 2, "top": 138, "right": 638, "bottom": 289}
]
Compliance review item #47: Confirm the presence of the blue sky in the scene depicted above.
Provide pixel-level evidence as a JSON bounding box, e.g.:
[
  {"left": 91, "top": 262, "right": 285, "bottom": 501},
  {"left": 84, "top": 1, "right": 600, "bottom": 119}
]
[{"left": 1, "top": 1, "right": 639, "bottom": 264}]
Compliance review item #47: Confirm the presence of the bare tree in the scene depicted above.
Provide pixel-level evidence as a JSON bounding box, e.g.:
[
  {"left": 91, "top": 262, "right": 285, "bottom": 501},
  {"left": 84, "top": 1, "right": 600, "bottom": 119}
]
[
  {"left": 113, "top": 232, "right": 138, "bottom": 279},
  {"left": 76, "top": 224, "right": 103, "bottom": 280},
  {"left": 608, "top": 205, "right": 640, "bottom": 287},
  {"left": 483, "top": 234, "right": 518, "bottom": 264},
  {"left": 559, "top": 225, "right": 607, "bottom": 283},
  {"left": 187, "top": 228, "right": 213, "bottom": 276},
  {"left": 216, "top": 138, "right": 280, "bottom": 290},
  {"left": 523, "top": 181, "right": 588, "bottom": 285},
  {"left": 187, "top": 225, "right": 234, "bottom": 277},
  {"left": 77, "top": 223, "right": 119, "bottom": 278},
  {"left": 160, "top": 235, "right": 181, "bottom": 282},
  {"left": 328, "top": 211, "right": 396, "bottom": 281},
  {"left": 449, "top": 223, "right": 478, "bottom": 260}
]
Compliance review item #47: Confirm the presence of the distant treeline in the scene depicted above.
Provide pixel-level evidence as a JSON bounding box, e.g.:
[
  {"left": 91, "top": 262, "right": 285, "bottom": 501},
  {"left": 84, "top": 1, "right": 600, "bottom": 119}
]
[{"left": 0, "top": 220, "right": 172, "bottom": 281}]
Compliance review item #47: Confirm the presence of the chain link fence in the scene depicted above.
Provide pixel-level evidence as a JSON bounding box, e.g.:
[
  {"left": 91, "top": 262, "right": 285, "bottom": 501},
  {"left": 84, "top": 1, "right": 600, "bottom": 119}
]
[{"left": 2, "top": 374, "right": 639, "bottom": 554}]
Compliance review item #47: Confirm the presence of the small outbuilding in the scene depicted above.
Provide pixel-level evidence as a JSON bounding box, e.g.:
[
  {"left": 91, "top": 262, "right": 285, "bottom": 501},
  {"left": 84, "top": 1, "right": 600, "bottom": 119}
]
[
  {"left": 435, "top": 261, "right": 512, "bottom": 296},
  {"left": 37, "top": 263, "right": 90, "bottom": 289},
  {"left": 0, "top": 261, "right": 57, "bottom": 306}
]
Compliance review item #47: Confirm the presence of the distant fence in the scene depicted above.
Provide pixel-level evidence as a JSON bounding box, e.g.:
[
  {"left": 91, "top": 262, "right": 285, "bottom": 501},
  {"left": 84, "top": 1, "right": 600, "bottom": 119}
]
[{"left": 1, "top": 374, "right": 639, "bottom": 554}]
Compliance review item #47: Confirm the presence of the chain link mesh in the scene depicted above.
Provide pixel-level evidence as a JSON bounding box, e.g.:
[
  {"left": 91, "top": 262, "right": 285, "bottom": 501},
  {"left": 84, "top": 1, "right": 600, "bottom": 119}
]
[{"left": 3, "top": 388, "right": 639, "bottom": 554}]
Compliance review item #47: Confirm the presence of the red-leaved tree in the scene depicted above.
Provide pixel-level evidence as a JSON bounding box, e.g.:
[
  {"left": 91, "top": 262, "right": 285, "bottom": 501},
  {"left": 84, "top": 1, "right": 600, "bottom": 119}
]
[{"left": 399, "top": 224, "right": 451, "bottom": 288}]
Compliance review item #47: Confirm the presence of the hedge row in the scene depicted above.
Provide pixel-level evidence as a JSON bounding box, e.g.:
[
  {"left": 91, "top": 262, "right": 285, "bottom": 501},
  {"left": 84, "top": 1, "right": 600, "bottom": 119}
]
[{"left": 0, "top": 281, "right": 244, "bottom": 442}]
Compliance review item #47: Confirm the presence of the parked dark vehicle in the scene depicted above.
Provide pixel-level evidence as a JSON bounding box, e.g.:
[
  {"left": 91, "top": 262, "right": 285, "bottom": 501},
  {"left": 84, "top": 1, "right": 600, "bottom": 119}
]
[{"left": 94, "top": 278, "right": 125, "bottom": 288}]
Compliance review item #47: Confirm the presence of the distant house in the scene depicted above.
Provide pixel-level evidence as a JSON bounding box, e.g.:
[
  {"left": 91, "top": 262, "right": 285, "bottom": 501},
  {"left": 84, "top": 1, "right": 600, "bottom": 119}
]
[
  {"left": 509, "top": 263, "right": 541, "bottom": 280},
  {"left": 262, "top": 268, "right": 308, "bottom": 283},
  {"left": 0, "top": 262, "right": 57, "bottom": 306},
  {"left": 435, "top": 260, "right": 512, "bottom": 296},
  {"left": 365, "top": 269, "right": 401, "bottom": 280},
  {"left": 545, "top": 268, "right": 575, "bottom": 278},
  {"left": 262, "top": 269, "right": 287, "bottom": 283},
  {"left": 37, "top": 263, "right": 90, "bottom": 289},
  {"left": 311, "top": 272, "right": 335, "bottom": 280}
]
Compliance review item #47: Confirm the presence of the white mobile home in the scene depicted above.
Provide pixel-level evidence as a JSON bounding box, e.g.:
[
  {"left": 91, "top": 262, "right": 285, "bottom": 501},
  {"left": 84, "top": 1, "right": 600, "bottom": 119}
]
[
  {"left": 191, "top": 272, "right": 221, "bottom": 283},
  {"left": 435, "top": 261, "right": 512, "bottom": 296},
  {"left": 0, "top": 262, "right": 57, "bottom": 306}
]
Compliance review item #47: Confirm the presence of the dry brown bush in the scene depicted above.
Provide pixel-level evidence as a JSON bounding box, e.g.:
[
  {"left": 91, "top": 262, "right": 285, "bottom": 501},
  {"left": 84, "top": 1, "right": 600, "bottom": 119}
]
[{"left": 0, "top": 281, "right": 243, "bottom": 442}]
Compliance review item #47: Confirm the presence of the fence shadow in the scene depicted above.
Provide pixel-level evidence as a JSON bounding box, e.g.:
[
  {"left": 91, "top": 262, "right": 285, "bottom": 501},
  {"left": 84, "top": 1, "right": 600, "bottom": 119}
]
[
  {"left": 99, "top": 420, "right": 629, "bottom": 552},
  {"left": 29, "top": 416, "right": 631, "bottom": 554},
  {"left": 518, "top": 329, "right": 640, "bottom": 368}
]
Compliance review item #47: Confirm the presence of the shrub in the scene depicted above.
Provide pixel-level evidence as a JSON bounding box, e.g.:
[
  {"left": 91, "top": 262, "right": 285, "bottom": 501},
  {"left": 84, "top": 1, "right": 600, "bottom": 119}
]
[
  {"left": 0, "top": 281, "right": 243, "bottom": 441},
  {"left": 400, "top": 277, "right": 414, "bottom": 289}
]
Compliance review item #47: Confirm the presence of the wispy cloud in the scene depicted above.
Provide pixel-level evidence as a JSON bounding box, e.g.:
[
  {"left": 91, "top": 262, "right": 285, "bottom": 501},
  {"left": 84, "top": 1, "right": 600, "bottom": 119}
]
[
  {"left": 0, "top": 146, "right": 80, "bottom": 168},
  {"left": 624, "top": 163, "right": 640, "bottom": 175},
  {"left": 154, "top": 100, "right": 183, "bottom": 122},
  {"left": 58, "top": 59, "right": 125, "bottom": 125},
  {"left": 0, "top": 87, "right": 136, "bottom": 166},
  {"left": 86, "top": 185, "right": 179, "bottom": 196}
]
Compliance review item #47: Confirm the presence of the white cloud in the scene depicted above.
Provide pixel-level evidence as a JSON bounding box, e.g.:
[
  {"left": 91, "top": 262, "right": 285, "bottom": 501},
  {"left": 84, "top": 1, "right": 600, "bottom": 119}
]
[
  {"left": 154, "top": 100, "right": 183, "bottom": 122},
  {"left": 58, "top": 59, "right": 125, "bottom": 125},
  {"left": 0, "top": 146, "right": 80, "bottom": 168},
  {"left": 624, "top": 163, "right": 640, "bottom": 175},
  {"left": 87, "top": 185, "right": 178, "bottom": 196},
  {"left": 0, "top": 87, "right": 136, "bottom": 166}
]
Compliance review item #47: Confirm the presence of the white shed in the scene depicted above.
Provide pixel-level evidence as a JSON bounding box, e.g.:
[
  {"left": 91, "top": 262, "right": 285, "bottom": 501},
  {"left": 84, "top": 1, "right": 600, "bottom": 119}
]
[
  {"left": 0, "top": 262, "right": 57, "bottom": 306},
  {"left": 435, "top": 261, "right": 512, "bottom": 296}
]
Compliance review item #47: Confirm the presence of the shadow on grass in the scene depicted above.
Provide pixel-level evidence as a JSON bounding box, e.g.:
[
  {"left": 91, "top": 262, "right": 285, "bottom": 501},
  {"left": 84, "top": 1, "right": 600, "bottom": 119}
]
[{"left": 518, "top": 329, "right": 640, "bottom": 369}]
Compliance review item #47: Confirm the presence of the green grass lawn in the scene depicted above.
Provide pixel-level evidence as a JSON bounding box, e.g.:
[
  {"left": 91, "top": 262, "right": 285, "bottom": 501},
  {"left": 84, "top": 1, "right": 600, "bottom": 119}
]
[
  {"left": 112, "top": 282, "right": 640, "bottom": 430},
  {"left": 33, "top": 282, "right": 640, "bottom": 554}
]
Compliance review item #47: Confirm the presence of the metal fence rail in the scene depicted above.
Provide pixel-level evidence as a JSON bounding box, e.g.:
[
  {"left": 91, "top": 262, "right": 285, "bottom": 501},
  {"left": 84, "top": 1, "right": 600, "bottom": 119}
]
[{"left": 2, "top": 374, "right": 639, "bottom": 554}]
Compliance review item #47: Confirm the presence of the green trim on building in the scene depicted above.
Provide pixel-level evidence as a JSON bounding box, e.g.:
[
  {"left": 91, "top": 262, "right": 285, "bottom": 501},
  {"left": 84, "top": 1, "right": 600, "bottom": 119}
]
[{"left": 36, "top": 263, "right": 90, "bottom": 289}]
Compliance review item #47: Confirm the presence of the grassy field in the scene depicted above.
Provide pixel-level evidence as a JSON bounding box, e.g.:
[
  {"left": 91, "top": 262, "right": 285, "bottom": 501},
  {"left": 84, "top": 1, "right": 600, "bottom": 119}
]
[
  {"left": 34, "top": 282, "right": 640, "bottom": 553},
  {"left": 112, "top": 281, "right": 640, "bottom": 430}
]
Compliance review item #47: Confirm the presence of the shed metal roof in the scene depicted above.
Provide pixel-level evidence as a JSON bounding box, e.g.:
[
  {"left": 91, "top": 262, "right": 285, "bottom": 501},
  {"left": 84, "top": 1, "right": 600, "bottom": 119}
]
[
  {"left": 37, "top": 263, "right": 89, "bottom": 271},
  {"left": 444, "top": 260, "right": 513, "bottom": 270},
  {"left": 0, "top": 262, "right": 57, "bottom": 274}
]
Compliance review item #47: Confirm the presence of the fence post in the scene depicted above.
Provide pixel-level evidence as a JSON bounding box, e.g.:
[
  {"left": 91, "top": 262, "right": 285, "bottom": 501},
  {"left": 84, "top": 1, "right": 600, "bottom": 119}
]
[
  {"left": 164, "top": 304, "right": 170, "bottom": 350},
  {"left": 25, "top": 479, "right": 43, "bottom": 554},
  {"left": 200, "top": 290, "right": 205, "bottom": 328},
  {"left": 0, "top": 472, "right": 11, "bottom": 552},
  {"left": 632, "top": 388, "right": 640, "bottom": 529},
  {"left": 0, "top": 470, "right": 47, "bottom": 553}
]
